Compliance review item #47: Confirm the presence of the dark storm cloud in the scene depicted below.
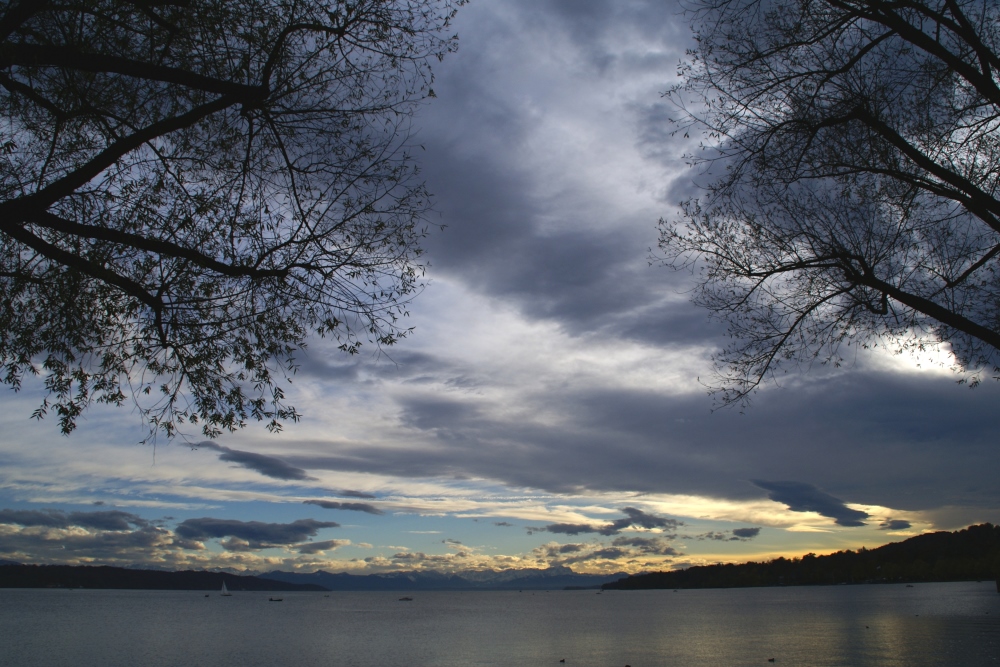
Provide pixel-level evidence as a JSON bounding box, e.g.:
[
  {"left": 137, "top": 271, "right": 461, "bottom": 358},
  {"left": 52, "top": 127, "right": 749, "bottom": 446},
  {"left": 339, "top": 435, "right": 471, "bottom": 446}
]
[
  {"left": 296, "top": 539, "right": 349, "bottom": 554},
  {"left": 549, "top": 547, "right": 636, "bottom": 566},
  {"left": 69, "top": 511, "right": 150, "bottom": 531},
  {"left": 535, "top": 508, "right": 680, "bottom": 536},
  {"left": 423, "top": 154, "right": 703, "bottom": 346},
  {"left": 535, "top": 536, "right": 680, "bottom": 567},
  {"left": 631, "top": 99, "right": 701, "bottom": 174},
  {"left": 684, "top": 528, "right": 759, "bottom": 542},
  {"left": 397, "top": 397, "right": 483, "bottom": 431},
  {"left": 297, "top": 349, "right": 454, "bottom": 384},
  {"left": 611, "top": 536, "right": 678, "bottom": 555},
  {"left": 415, "top": 1, "right": 709, "bottom": 348},
  {"left": 617, "top": 507, "right": 679, "bottom": 531},
  {"left": 879, "top": 519, "right": 912, "bottom": 531},
  {"left": 174, "top": 518, "right": 339, "bottom": 549},
  {"left": 0, "top": 509, "right": 75, "bottom": 527},
  {"left": 194, "top": 441, "right": 314, "bottom": 481},
  {"left": 732, "top": 527, "right": 761, "bottom": 539},
  {"left": 696, "top": 531, "right": 730, "bottom": 541},
  {"left": 303, "top": 499, "right": 383, "bottom": 515},
  {"left": 338, "top": 490, "right": 377, "bottom": 500},
  {"left": 520, "top": 0, "right": 689, "bottom": 69},
  {"left": 293, "top": 355, "right": 361, "bottom": 382},
  {"left": 541, "top": 523, "right": 602, "bottom": 536},
  {"left": 616, "top": 298, "right": 729, "bottom": 348},
  {"left": 0, "top": 509, "right": 148, "bottom": 530},
  {"left": 754, "top": 481, "right": 869, "bottom": 527},
  {"left": 534, "top": 542, "right": 589, "bottom": 560}
]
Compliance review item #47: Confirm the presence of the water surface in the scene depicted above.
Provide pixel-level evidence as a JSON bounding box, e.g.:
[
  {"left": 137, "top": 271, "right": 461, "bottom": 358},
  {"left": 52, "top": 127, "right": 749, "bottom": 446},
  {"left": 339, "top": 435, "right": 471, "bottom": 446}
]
[{"left": 1, "top": 581, "right": 997, "bottom": 666}]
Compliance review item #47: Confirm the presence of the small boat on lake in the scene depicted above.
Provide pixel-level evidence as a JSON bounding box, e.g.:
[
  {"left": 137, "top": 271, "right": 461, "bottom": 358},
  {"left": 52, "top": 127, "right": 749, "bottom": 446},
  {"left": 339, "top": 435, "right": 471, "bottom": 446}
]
[
  {"left": 221, "top": 582, "right": 232, "bottom": 596},
  {"left": 268, "top": 597, "right": 282, "bottom": 602},
  {"left": 398, "top": 596, "right": 413, "bottom": 601}
]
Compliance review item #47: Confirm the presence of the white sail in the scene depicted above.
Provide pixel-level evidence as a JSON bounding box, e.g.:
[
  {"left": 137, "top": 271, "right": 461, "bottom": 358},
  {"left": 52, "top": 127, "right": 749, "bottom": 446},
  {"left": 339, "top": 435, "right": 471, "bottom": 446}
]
[{"left": 221, "top": 581, "right": 231, "bottom": 596}]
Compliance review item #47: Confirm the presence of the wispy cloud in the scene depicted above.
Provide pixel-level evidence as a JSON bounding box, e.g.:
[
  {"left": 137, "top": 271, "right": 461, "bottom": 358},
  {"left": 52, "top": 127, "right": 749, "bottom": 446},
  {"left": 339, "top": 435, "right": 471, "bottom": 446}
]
[
  {"left": 303, "top": 499, "right": 383, "bottom": 515},
  {"left": 194, "top": 441, "right": 315, "bottom": 481}
]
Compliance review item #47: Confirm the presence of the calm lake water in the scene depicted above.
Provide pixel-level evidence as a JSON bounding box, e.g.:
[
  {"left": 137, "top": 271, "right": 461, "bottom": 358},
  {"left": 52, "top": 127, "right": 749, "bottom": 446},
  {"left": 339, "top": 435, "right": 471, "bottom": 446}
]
[{"left": 1, "top": 582, "right": 998, "bottom": 666}]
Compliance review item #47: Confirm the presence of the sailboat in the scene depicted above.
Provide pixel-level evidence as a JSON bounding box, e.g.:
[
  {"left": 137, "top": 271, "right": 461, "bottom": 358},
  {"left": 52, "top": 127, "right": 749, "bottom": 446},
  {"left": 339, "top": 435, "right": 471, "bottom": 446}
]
[{"left": 220, "top": 581, "right": 232, "bottom": 596}]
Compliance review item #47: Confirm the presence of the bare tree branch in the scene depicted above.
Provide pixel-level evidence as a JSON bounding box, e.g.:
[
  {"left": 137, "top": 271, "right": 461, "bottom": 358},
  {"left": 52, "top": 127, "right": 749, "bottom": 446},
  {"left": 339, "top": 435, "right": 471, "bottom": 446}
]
[
  {"left": 658, "top": 0, "right": 1000, "bottom": 404},
  {"left": 0, "top": 0, "right": 464, "bottom": 438}
]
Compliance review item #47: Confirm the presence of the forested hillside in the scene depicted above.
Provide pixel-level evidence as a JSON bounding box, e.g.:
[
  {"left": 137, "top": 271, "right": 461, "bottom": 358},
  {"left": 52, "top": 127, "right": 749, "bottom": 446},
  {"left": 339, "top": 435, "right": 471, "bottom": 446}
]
[{"left": 605, "top": 524, "right": 1000, "bottom": 590}]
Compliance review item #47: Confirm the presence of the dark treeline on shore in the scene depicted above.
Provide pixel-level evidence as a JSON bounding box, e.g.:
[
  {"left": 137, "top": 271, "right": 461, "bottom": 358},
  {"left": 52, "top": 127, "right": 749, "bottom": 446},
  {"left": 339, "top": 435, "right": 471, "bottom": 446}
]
[
  {"left": 0, "top": 564, "right": 325, "bottom": 591},
  {"left": 604, "top": 524, "right": 1000, "bottom": 590}
]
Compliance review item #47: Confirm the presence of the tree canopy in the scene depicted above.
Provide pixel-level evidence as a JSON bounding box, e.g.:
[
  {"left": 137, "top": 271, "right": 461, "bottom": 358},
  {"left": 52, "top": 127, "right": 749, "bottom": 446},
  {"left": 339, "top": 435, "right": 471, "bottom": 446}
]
[
  {"left": 0, "top": 0, "right": 461, "bottom": 437},
  {"left": 658, "top": 0, "right": 1000, "bottom": 404}
]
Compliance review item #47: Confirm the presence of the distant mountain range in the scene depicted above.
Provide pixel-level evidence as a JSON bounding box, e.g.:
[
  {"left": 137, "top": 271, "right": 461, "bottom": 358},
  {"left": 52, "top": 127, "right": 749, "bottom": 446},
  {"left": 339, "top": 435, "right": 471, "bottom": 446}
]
[
  {"left": 0, "top": 561, "right": 623, "bottom": 591},
  {"left": 604, "top": 523, "right": 1000, "bottom": 591},
  {"left": 258, "top": 565, "right": 625, "bottom": 591}
]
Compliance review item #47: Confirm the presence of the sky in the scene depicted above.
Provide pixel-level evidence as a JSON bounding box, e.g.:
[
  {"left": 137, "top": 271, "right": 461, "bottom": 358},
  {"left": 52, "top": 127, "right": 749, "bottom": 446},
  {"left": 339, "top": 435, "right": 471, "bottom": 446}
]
[{"left": 1, "top": 0, "right": 997, "bottom": 577}]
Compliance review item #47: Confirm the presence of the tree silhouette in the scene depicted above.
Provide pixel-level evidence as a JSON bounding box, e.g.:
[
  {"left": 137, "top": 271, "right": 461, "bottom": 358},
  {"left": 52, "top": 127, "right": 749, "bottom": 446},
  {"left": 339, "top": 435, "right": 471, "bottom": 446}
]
[
  {"left": 0, "top": 0, "right": 461, "bottom": 437},
  {"left": 658, "top": 0, "right": 1000, "bottom": 404}
]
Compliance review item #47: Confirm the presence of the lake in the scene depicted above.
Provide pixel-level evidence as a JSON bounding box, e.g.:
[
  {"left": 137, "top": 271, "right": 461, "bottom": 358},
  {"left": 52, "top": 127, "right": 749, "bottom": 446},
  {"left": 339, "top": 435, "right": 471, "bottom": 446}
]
[{"left": 1, "top": 581, "right": 998, "bottom": 666}]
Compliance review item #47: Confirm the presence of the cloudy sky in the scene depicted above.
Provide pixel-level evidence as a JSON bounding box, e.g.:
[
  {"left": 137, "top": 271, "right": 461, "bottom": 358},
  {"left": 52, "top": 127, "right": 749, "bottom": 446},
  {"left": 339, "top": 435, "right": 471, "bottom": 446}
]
[{"left": 1, "top": 0, "right": 997, "bottom": 577}]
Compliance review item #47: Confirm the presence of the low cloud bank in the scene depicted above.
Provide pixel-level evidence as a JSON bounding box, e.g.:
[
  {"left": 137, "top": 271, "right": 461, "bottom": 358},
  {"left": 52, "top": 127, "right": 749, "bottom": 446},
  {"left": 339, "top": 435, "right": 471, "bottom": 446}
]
[{"left": 174, "top": 517, "right": 339, "bottom": 549}]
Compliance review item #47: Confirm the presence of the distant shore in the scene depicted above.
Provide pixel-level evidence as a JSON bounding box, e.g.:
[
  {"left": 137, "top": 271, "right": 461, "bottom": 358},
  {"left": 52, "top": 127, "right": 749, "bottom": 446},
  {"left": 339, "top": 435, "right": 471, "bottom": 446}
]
[
  {"left": 0, "top": 564, "right": 325, "bottom": 592},
  {"left": 603, "top": 524, "right": 1000, "bottom": 592}
]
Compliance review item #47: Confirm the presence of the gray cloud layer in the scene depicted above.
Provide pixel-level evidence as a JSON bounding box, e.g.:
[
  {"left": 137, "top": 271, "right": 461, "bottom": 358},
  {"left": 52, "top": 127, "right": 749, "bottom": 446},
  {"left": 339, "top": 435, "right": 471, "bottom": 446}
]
[{"left": 195, "top": 441, "right": 315, "bottom": 481}]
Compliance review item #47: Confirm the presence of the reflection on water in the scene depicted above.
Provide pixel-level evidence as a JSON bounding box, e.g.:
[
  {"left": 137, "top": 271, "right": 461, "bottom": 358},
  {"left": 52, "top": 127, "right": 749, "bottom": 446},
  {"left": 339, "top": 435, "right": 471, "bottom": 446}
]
[{"left": 1, "top": 581, "right": 997, "bottom": 666}]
